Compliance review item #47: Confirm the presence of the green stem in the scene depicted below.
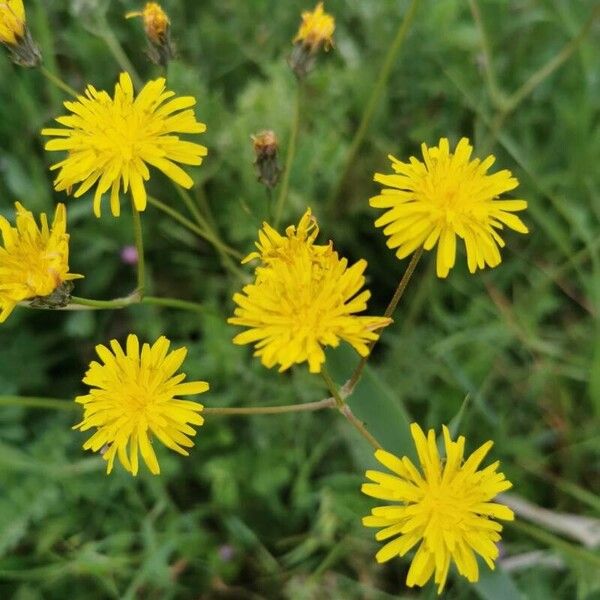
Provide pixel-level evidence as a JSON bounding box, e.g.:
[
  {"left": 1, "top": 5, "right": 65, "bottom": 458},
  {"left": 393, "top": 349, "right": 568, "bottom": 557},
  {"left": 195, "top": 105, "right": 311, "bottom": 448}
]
[
  {"left": 325, "top": 0, "right": 421, "bottom": 214},
  {"left": 38, "top": 65, "right": 78, "bottom": 97},
  {"left": 344, "top": 247, "right": 423, "bottom": 395},
  {"left": 274, "top": 82, "right": 302, "bottom": 228},
  {"left": 468, "top": 0, "right": 507, "bottom": 109},
  {"left": 0, "top": 396, "right": 76, "bottom": 411},
  {"left": 321, "top": 368, "right": 345, "bottom": 408},
  {"left": 132, "top": 205, "right": 145, "bottom": 297},
  {"left": 100, "top": 29, "right": 143, "bottom": 88},
  {"left": 321, "top": 368, "right": 383, "bottom": 450},
  {"left": 142, "top": 296, "right": 205, "bottom": 313},
  {"left": 70, "top": 295, "right": 138, "bottom": 309},
  {"left": 174, "top": 186, "right": 244, "bottom": 278},
  {"left": 147, "top": 196, "right": 242, "bottom": 260},
  {"left": 203, "top": 398, "right": 335, "bottom": 416},
  {"left": 68, "top": 294, "right": 205, "bottom": 313}
]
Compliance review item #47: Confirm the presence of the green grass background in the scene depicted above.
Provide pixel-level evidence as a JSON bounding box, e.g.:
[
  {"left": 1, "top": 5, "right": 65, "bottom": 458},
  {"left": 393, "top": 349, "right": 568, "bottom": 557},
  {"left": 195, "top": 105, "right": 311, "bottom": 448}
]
[{"left": 0, "top": 0, "right": 599, "bottom": 598}]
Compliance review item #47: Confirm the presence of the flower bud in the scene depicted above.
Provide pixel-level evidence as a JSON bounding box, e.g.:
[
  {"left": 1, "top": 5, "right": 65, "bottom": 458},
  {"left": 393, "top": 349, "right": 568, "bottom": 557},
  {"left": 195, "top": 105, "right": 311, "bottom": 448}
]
[
  {"left": 0, "top": 0, "right": 41, "bottom": 67},
  {"left": 126, "top": 2, "right": 174, "bottom": 67},
  {"left": 251, "top": 130, "right": 281, "bottom": 189},
  {"left": 289, "top": 2, "right": 335, "bottom": 79}
]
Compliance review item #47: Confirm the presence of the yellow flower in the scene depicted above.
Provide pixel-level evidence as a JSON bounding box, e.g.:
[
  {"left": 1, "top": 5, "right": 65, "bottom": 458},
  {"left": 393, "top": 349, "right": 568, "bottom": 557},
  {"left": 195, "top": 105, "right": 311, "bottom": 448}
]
[
  {"left": 241, "top": 207, "right": 326, "bottom": 264},
  {"left": 362, "top": 423, "right": 514, "bottom": 594},
  {"left": 293, "top": 2, "right": 335, "bottom": 52},
  {"left": 0, "top": 0, "right": 24, "bottom": 45},
  {"left": 370, "top": 138, "right": 528, "bottom": 278},
  {"left": 229, "top": 209, "right": 390, "bottom": 373},
  {"left": 126, "top": 2, "right": 170, "bottom": 46},
  {"left": 0, "top": 202, "right": 81, "bottom": 322},
  {"left": 42, "top": 72, "right": 207, "bottom": 218},
  {"left": 74, "top": 334, "right": 209, "bottom": 476}
]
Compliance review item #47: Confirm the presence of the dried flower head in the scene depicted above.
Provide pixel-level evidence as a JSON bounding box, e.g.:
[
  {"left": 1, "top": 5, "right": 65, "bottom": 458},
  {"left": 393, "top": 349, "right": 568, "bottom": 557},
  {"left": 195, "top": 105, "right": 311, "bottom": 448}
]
[
  {"left": 251, "top": 130, "right": 281, "bottom": 189},
  {"left": 0, "top": 202, "right": 81, "bottom": 322},
  {"left": 362, "top": 423, "right": 514, "bottom": 594},
  {"left": 74, "top": 334, "right": 209, "bottom": 476},
  {"left": 0, "top": 0, "right": 41, "bottom": 66},
  {"left": 229, "top": 209, "right": 390, "bottom": 373},
  {"left": 42, "top": 72, "right": 207, "bottom": 217},
  {"left": 370, "top": 138, "right": 528, "bottom": 277}
]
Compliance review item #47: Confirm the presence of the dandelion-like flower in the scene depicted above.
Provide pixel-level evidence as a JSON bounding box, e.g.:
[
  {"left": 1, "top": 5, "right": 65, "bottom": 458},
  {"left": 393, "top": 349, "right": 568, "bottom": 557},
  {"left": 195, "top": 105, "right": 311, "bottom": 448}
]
[
  {"left": 74, "top": 334, "right": 209, "bottom": 476},
  {"left": 370, "top": 138, "right": 528, "bottom": 278},
  {"left": 0, "top": 0, "right": 40, "bottom": 66},
  {"left": 362, "top": 423, "right": 514, "bottom": 594},
  {"left": 0, "top": 202, "right": 81, "bottom": 322},
  {"left": 293, "top": 2, "right": 335, "bottom": 52},
  {"left": 229, "top": 209, "right": 390, "bottom": 373},
  {"left": 42, "top": 72, "right": 207, "bottom": 218}
]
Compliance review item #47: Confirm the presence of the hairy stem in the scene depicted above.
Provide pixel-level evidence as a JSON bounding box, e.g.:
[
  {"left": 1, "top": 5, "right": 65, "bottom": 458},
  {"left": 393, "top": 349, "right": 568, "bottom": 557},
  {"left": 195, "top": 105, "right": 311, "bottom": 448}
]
[
  {"left": 204, "top": 398, "right": 335, "bottom": 416},
  {"left": 344, "top": 247, "right": 423, "bottom": 395},
  {"left": 321, "top": 368, "right": 383, "bottom": 449},
  {"left": 39, "top": 65, "right": 78, "bottom": 97}
]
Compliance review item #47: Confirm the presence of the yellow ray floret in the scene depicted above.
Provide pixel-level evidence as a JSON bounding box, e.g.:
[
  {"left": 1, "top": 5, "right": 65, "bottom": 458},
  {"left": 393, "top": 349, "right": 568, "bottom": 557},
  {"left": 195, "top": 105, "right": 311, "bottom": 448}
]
[
  {"left": 0, "top": 202, "right": 82, "bottom": 322},
  {"left": 370, "top": 138, "right": 528, "bottom": 278},
  {"left": 42, "top": 72, "right": 207, "bottom": 218},
  {"left": 74, "top": 334, "right": 209, "bottom": 476},
  {"left": 0, "top": 0, "right": 25, "bottom": 45},
  {"left": 293, "top": 2, "right": 335, "bottom": 51},
  {"left": 229, "top": 209, "right": 390, "bottom": 373},
  {"left": 362, "top": 423, "right": 514, "bottom": 594}
]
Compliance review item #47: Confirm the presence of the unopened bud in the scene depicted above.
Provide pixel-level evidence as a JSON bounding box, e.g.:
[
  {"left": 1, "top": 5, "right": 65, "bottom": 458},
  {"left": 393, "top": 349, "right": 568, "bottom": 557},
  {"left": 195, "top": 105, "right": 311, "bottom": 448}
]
[
  {"left": 126, "top": 2, "right": 174, "bottom": 67},
  {"left": 251, "top": 130, "right": 281, "bottom": 189},
  {"left": 0, "top": 0, "right": 41, "bottom": 67},
  {"left": 289, "top": 2, "right": 335, "bottom": 79}
]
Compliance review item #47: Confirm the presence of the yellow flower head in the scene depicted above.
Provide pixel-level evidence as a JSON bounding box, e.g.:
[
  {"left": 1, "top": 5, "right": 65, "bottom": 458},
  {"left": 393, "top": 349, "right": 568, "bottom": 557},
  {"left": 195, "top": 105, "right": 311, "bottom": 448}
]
[
  {"left": 370, "top": 138, "right": 528, "bottom": 278},
  {"left": 126, "top": 2, "right": 170, "bottom": 45},
  {"left": 0, "top": 202, "right": 81, "bottom": 322},
  {"left": 241, "top": 207, "right": 325, "bottom": 264},
  {"left": 293, "top": 2, "right": 335, "bottom": 52},
  {"left": 0, "top": 0, "right": 25, "bottom": 45},
  {"left": 74, "top": 334, "right": 209, "bottom": 476},
  {"left": 229, "top": 209, "right": 390, "bottom": 373},
  {"left": 362, "top": 423, "right": 514, "bottom": 594},
  {"left": 42, "top": 72, "right": 207, "bottom": 218}
]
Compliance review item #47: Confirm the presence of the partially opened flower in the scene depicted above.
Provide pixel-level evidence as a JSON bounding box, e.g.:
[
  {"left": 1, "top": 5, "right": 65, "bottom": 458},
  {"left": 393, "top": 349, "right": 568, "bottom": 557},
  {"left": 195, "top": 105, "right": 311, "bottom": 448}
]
[
  {"left": 42, "top": 72, "right": 207, "bottom": 217},
  {"left": 126, "top": 2, "right": 170, "bottom": 45},
  {"left": 229, "top": 209, "right": 390, "bottom": 373},
  {"left": 0, "top": 202, "right": 81, "bottom": 322},
  {"left": 293, "top": 2, "right": 335, "bottom": 52},
  {"left": 290, "top": 2, "right": 335, "bottom": 78},
  {"left": 0, "top": 0, "right": 25, "bottom": 45},
  {"left": 0, "top": 0, "right": 41, "bottom": 66},
  {"left": 74, "top": 334, "right": 209, "bottom": 475},
  {"left": 370, "top": 138, "right": 528, "bottom": 278},
  {"left": 126, "top": 2, "right": 174, "bottom": 67},
  {"left": 362, "top": 423, "right": 514, "bottom": 594}
]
